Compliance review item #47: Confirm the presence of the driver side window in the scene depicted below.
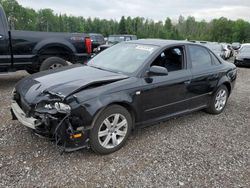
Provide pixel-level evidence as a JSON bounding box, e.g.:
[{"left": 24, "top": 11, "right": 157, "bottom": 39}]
[{"left": 151, "top": 46, "right": 184, "bottom": 72}]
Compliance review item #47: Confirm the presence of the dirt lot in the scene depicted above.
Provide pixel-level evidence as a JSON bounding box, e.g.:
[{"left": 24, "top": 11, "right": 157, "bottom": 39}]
[{"left": 0, "top": 68, "right": 250, "bottom": 187}]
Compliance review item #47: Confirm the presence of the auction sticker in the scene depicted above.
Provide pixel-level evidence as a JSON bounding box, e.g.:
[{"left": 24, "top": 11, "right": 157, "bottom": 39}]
[{"left": 135, "top": 45, "right": 155, "bottom": 52}]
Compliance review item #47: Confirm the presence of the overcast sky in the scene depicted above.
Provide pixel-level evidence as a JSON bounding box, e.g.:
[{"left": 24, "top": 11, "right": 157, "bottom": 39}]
[{"left": 16, "top": 0, "right": 250, "bottom": 21}]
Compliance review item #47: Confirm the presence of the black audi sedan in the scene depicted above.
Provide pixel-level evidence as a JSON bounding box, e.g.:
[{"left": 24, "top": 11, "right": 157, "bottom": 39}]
[{"left": 11, "top": 39, "right": 237, "bottom": 154}]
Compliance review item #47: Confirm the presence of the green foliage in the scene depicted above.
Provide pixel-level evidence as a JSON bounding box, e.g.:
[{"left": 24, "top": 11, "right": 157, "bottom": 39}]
[{"left": 1, "top": 0, "right": 250, "bottom": 42}]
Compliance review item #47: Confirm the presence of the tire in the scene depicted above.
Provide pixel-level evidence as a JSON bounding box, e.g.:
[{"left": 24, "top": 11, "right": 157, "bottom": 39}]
[
  {"left": 206, "top": 85, "right": 229, "bottom": 114},
  {"left": 90, "top": 105, "right": 132, "bottom": 154},
  {"left": 40, "top": 57, "right": 68, "bottom": 71},
  {"left": 26, "top": 69, "right": 37, "bottom": 74}
]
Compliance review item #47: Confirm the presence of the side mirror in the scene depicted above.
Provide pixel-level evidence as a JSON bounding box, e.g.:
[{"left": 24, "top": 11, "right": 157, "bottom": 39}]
[{"left": 147, "top": 66, "right": 168, "bottom": 77}]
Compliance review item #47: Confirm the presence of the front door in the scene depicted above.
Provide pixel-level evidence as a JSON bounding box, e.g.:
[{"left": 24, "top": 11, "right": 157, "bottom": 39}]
[{"left": 140, "top": 46, "right": 192, "bottom": 122}]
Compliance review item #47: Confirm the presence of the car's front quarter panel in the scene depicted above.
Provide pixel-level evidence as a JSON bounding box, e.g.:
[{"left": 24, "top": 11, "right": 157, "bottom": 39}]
[{"left": 68, "top": 77, "right": 143, "bottom": 129}]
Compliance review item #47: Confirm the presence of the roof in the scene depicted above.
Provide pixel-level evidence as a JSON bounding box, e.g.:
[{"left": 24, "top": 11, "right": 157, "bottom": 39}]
[
  {"left": 127, "top": 39, "right": 191, "bottom": 47},
  {"left": 109, "top": 34, "right": 137, "bottom": 37}
]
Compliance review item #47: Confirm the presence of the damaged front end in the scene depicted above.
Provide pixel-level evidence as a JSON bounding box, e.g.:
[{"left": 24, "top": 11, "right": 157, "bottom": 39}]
[{"left": 11, "top": 89, "right": 89, "bottom": 152}]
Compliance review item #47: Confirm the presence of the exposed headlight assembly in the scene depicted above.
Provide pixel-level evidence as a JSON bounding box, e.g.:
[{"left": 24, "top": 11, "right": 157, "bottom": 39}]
[
  {"left": 44, "top": 102, "right": 71, "bottom": 113},
  {"left": 54, "top": 102, "right": 71, "bottom": 113}
]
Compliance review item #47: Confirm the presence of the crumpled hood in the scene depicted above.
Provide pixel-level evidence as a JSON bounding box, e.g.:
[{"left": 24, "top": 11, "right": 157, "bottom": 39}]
[{"left": 16, "top": 64, "right": 128, "bottom": 104}]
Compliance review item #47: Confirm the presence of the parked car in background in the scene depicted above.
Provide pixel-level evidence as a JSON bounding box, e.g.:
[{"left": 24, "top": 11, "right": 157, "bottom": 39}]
[
  {"left": 222, "top": 44, "right": 233, "bottom": 59},
  {"left": 232, "top": 42, "right": 241, "bottom": 50},
  {"left": 11, "top": 39, "right": 237, "bottom": 154},
  {"left": 98, "top": 34, "right": 137, "bottom": 52},
  {"left": 201, "top": 43, "right": 226, "bottom": 59},
  {"left": 234, "top": 44, "right": 250, "bottom": 67},
  {"left": 89, "top": 33, "right": 105, "bottom": 52},
  {"left": 232, "top": 42, "right": 241, "bottom": 56},
  {"left": 0, "top": 4, "right": 92, "bottom": 74}
]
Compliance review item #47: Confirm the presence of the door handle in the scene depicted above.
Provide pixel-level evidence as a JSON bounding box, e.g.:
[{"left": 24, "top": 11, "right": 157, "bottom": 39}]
[{"left": 184, "top": 80, "right": 191, "bottom": 85}]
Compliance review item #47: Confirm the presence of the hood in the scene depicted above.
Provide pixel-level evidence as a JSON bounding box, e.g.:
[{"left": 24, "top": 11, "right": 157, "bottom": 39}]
[{"left": 16, "top": 64, "right": 128, "bottom": 104}]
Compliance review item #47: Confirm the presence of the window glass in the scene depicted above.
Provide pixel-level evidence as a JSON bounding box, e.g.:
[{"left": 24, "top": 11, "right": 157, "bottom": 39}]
[
  {"left": 151, "top": 46, "right": 184, "bottom": 72},
  {"left": 125, "top": 37, "right": 131, "bottom": 41},
  {"left": 132, "top": 36, "right": 137, "bottom": 40},
  {"left": 189, "top": 45, "right": 212, "bottom": 68},
  {"left": 88, "top": 43, "right": 158, "bottom": 74},
  {"left": 210, "top": 53, "right": 221, "bottom": 65}
]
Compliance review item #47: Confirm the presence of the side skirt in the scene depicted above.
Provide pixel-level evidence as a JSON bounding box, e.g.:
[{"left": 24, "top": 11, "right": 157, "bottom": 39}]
[{"left": 135, "top": 105, "right": 208, "bottom": 128}]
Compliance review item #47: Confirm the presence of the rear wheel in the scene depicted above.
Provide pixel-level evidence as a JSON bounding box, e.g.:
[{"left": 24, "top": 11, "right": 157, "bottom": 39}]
[
  {"left": 90, "top": 105, "right": 132, "bottom": 154},
  {"left": 206, "top": 85, "right": 228, "bottom": 114},
  {"left": 40, "top": 57, "right": 68, "bottom": 71}
]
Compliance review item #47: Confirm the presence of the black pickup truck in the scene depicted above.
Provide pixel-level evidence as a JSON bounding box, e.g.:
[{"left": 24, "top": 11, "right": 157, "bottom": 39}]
[{"left": 0, "top": 4, "right": 92, "bottom": 74}]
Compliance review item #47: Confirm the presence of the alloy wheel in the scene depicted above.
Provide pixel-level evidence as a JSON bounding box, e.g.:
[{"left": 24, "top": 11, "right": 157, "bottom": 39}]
[
  {"left": 215, "top": 89, "right": 227, "bottom": 111},
  {"left": 98, "top": 113, "right": 128, "bottom": 149}
]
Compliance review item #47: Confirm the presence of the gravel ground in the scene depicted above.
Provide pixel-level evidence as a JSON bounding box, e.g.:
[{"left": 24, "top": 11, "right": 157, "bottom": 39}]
[{"left": 0, "top": 68, "right": 250, "bottom": 187}]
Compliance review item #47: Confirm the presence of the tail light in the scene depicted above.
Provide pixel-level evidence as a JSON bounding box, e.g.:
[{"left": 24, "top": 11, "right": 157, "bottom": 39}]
[{"left": 85, "top": 37, "right": 92, "bottom": 54}]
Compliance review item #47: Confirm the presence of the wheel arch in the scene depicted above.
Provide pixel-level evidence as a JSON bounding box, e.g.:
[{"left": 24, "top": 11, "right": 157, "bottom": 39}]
[
  {"left": 107, "top": 102, "right": 137, "bottom": 128},
  {"left": 217, "top": 76, "right": 232, "bottom": 95},
  {"left": 33, "top": 39, "right": 76, "bottom": 63},
  {"left": 34, "top": 38, "right": 76, "bottom": 54},
  {"left": 222, "top": 82, "right": 231, "bottom": 95},
  {"left": 88, "top": 100, "right": 138, "bottom": 130}
]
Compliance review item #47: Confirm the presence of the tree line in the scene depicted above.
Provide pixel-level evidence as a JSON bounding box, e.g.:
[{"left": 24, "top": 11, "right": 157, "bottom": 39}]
[{"left": 1, "top": 0, "right": 250, "bottom": 43}]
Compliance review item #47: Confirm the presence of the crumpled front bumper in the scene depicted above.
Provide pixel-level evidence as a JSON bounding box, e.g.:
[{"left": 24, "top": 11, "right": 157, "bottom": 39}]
[
  {"left": 11, "top": 100, "right": 89, "bottom": 152},
  {"left": 11, "top": 100, "right": 41, "bottom": 129}
]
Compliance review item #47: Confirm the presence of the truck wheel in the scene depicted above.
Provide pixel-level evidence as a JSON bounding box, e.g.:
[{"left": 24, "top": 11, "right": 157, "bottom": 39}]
[
  {"left": 40, "top": 57, "right": 68, "bottom": 71},
  {"left": 26, "top": 69, "right": 37, "bottom": 74}
]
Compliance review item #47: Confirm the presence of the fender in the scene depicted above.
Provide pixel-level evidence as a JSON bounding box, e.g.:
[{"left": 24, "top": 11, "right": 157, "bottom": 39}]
[
  {"left": 79, "top": 91, "right": 140, "bottom": 129},
  {"left": 33, "top": 38, "right": 76, "bottom": 55},
  {"left": 216, "top": 74, "right": 231, "bottom": 93}
]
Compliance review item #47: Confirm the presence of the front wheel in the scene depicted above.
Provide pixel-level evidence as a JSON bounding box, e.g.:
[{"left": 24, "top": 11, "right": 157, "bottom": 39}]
[
  {"left": 90, "top": 105, "right": 132, "bottom": 154},
  {"left": 206, "top": 85, "right": 229, "bottom": 114}
]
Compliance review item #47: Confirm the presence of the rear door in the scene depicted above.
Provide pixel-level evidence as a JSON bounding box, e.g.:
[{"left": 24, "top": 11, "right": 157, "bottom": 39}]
[
  {"left": 0, "top": 9, "right": 11, "bottom": 66},
  {"left": 187, "top": 45, "right": 222, "bottom": 108}
]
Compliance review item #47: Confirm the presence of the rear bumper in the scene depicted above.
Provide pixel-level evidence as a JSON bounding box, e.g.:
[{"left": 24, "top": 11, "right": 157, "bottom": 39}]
[{"left": 11, "top": 100, "right": 41, "bottom": 129}]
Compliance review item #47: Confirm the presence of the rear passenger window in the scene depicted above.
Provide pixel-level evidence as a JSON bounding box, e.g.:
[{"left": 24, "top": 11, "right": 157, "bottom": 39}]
[
  {"left": 210, "top": 53, "right": 221, "bottom": 65},
  {"left": 189, "top": 45, "right": 212, "bottom": 68}
]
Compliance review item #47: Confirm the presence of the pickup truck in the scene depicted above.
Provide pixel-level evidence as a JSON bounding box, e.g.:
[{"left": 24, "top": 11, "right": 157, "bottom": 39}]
[{"left": 0, "top": 4, "right": 92, "bottom": 74}]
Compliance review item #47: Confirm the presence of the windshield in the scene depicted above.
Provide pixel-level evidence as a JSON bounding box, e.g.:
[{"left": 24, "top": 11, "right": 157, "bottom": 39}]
[
  {"left": 108, "top": 36, "right": 126, "bottom": 44},
  {"left": 240, "top": 46, "right": 250, "bottom": 53},
  {"left": 88, "top": 43, "right": 158, "bottom": 74}
]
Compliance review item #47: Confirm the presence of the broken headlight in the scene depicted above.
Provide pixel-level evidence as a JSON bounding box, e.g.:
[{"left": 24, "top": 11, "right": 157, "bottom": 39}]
[{"left": 44, "top": 102, "right": 71, "bottom": 113}]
